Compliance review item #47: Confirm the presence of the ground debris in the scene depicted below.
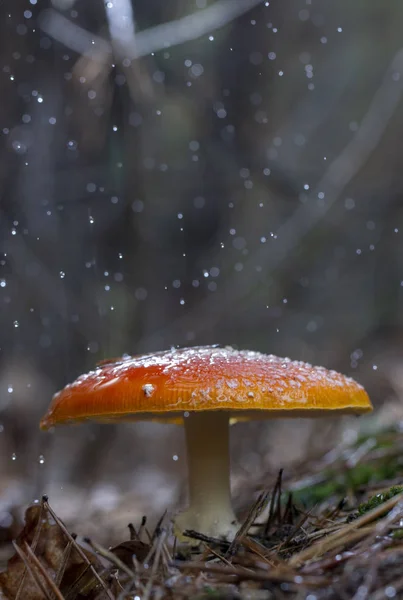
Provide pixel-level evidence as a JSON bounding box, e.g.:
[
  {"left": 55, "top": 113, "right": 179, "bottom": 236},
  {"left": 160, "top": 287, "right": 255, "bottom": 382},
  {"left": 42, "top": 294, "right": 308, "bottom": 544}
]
[
  {"left": 0, "top": 499, "right": 106, "bottom": 600},
  {"left": 2, "top": 425, "right": 403, "bottom": 598}
]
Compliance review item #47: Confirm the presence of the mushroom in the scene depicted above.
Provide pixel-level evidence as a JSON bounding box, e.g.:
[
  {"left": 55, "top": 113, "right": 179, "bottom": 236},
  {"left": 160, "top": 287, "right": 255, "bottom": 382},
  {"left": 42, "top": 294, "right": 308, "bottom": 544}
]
[{"left": 40, "top": 346, "right": 372, "bottom": 541}]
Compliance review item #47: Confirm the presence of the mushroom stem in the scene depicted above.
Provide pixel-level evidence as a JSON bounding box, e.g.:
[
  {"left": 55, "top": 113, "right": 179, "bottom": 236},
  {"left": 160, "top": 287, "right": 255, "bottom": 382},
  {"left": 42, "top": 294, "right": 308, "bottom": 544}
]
[{"left": 175, "top": 410, "right": 239, "bottom": 541}]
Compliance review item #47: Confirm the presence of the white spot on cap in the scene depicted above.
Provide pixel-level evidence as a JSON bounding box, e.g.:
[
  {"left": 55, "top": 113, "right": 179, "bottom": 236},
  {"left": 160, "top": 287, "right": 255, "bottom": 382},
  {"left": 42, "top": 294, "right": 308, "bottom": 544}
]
[{"left": 142, "top": 383, "right": 155, "bottom": 397}]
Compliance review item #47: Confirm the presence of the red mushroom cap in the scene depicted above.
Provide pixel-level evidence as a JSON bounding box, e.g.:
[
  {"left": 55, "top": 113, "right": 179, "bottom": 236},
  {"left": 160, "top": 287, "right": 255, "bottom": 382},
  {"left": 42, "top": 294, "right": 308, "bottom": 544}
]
[{"left": 40, "top": 346, "right": 372, "bottom": 430}]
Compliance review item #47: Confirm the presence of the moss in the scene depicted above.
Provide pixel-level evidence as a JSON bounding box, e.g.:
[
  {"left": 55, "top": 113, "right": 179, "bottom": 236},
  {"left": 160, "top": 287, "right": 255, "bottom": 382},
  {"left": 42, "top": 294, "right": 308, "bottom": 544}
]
[
  {"left": 196, "top": 587, "right": 227, "bottom": 599},
  {"left": 357, "top": 486, "right": 403, "bottom": 516},
  {"left": 391, "top": 529, "right": 403, "bottom": 539},
  {"left": 293, "top": 460, "right": 402, "bottom": 508},
  {"left": 354, "top": 428, "right": 398, "bottom": 450},
  {"left": 292, "top": 478, "right": 343, "bottom": 506},
  {"left": 346, "top": 460, "right": 402, "bottom": 489}
]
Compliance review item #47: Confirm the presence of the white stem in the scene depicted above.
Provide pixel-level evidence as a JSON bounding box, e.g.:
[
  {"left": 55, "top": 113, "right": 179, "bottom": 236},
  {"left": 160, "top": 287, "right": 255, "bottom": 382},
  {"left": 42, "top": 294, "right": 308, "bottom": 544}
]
[{"left": 174, "top": 411, "right": 239, "bottom": 541}]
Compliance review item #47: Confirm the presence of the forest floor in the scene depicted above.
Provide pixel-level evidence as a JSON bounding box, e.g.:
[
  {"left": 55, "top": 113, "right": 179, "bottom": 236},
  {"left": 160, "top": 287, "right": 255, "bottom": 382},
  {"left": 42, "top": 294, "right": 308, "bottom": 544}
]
[{"left": 1, "top": 423, "right": 403, "bottom": 599}]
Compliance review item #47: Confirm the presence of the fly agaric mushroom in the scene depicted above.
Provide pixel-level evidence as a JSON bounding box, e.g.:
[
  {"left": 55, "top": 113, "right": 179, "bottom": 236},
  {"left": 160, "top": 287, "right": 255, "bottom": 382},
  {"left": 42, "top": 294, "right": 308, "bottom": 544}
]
[{"left": 40, "top": 346, "right": 372, "bottom": 541}]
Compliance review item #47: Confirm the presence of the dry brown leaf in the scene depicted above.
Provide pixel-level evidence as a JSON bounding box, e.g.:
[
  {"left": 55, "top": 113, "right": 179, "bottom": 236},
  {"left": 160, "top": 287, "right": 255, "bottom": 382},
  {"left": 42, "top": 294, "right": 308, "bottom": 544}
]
[
  {"left": 110, "top": 539, "right": 150, "bottom": 567},
  {"left": 0, "top": 504, "right": 101, "bottom": 600}
]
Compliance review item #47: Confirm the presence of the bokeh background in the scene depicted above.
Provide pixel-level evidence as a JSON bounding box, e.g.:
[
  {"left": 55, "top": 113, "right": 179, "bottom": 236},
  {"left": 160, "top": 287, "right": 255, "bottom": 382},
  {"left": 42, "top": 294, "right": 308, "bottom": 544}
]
[{"left": 1, "top": 0, "right": 403, "bottom": 542}]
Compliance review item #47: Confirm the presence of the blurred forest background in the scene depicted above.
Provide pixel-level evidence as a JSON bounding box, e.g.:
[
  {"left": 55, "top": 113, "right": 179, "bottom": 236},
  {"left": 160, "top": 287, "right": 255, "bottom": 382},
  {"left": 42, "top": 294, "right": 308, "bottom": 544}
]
[{"left": 1, "top": 0, "right": 403, "bottom": 541}]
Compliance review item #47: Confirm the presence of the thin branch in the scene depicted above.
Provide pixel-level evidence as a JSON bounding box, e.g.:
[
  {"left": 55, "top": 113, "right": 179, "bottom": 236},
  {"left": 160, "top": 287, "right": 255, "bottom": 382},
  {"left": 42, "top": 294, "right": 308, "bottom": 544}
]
[
  {"left": 39, "top": 0, "right": 264, "bottom": 60},
  {"left": 15, "top": 498, "right": 46, "bottom": 600},
  {"left": 23, "top": 542, "right": 66, "bottom": 600},
  {"left": 12, "top": 542, "right": 55, "bottom": 600},
  {"left": 227, "top": 488, "right": 271, "bottom": 557},
  {"left": 142, "top": 531, "right": 167, "bottom": 600},
  {"left": 84, "top": 537, "right": 137, "bottom": 580},
  {"left": 173, "top": 559, "right": 328, "bottom": 587},
  {"left": 42, "top": 498, "right": 115, "bottom": 600}
]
